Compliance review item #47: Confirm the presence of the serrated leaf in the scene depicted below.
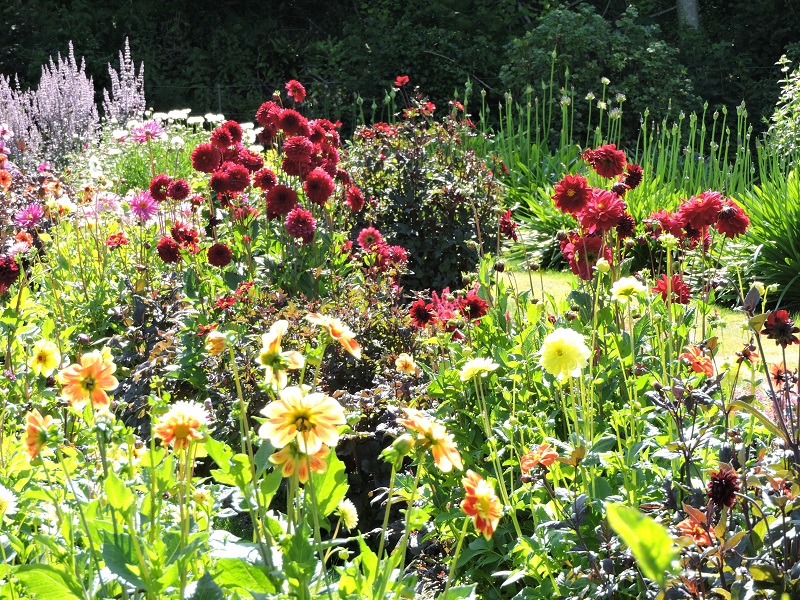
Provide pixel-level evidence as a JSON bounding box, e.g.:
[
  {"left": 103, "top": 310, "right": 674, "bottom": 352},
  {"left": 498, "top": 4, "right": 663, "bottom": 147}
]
[{"left": 606, "top": 503, "right": 678, "bottom": 588}]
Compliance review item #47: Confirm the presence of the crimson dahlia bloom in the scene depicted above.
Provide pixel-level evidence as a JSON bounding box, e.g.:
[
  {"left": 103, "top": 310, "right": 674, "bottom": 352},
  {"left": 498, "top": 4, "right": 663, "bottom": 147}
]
[
  {"left": 281, "top": 156, "right": 312, "bottom": 178},
  {"left": 622, "top": 163, "right": 643, "bottom": 189},
  {"left": 237, "top": 148, "right": 264, "bottom": 172},
  {"left": 707, "top": 466, "right": 740, "bottom": 508},
  {"left": 645, "top": 210, "right": 683, "bottom": 239},
  {"left": 578, "top": 189, "right": 626, "bottom": 234},
  {"left": 561, "top": 234, "right": 610, "bottom": 280},
  {"left": 210, "top": 127, "right": 233, "bottom": 149},
  {"left": 266, "top": 185, "right": 298, "bottom": 219},
  {"left": 284, "top": 136, "right": 314, "bottom": 162},
  {"left": 652, "top": 274, "right": 691, "bottom": 304},
  {"left": 256, "top": 101, "right": 281, "bottom": 127},
  {"left": 582, "top": 144, "right": 626, "bottom": 178},
  {"left": 500, "top": 210, "right": 519, "bottom": 241},
  {"left": 149, "top": 174, "right": 171, "bottom": 202},
  {"left": 459, "top": 292, "right": 488, "bottom": 321},
  {"left": 761, "top": 310, "right": 800, "bottom": 348},
  {"left": 167, "top": 178, "right": 190, "bottom": 201},
  {"left": 221, "top": 120, "right": 243, "bottom": 145},
  {"left": 278, "top": 109, "right": 311, "bottom": 137},
  {"left": 191, "top": 143, "right": 222, "bottom": 173},
  {"left": 409, "top": 299, "right": 436, "bottom": 327},
  {"left": 285, "top": 79, "right": 306, "bottom": 103},
  {"left": 304, "top": 168, "right": 335, "bottom": 205},
  {"left": 207, "top": 243, "right": 233, "bottom": 267},
  {"left": 716, "top": 198, "right": 750, "bottom": 238},
  {"left": 552, "top": 174, "right": 590, "bottom": 214},
  {"left": 285, "top": 207, "right": 316, "bottom": 243},
  {"left": 253, "top": 168, "right": 278, "bottom": 190},
  {"left": 156, "top": 236, "right": 181, "bottom": 263},
  {"left": 615, "top": 212, "right": 636, "bottom": 239},
  {"left": 0, "top": 254, "right": 20, "bottom": 293},
  {"left": 677, "top": 190, "right": 724, "bottom": 231},
  {"left": 345, "top": 186, "right": 364, "bottom": 212},
  {"left": 357, "top": 227, "right": 383, "bottom": 250},
  {"left": 106, "top": 232, "right": 129, "bottom": 248}
]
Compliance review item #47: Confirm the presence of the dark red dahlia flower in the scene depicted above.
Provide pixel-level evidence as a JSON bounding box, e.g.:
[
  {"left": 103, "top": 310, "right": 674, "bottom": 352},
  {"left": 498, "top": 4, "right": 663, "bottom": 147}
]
[
  {"left": 237, "top": 148, "right": 264, "bottom": 172},
  {"left": 346, "top": 186, "right": 364, "bottom": 212},
  {"left": 303, "top": 168, "right": 335, "bottom": 206},
  {"left": 707, "top": 466, "right": 740, "bottom": 508},
  {"left": 409, "top": 299, "right": 436, "bottom": 327},
  {"left": 149, "top": 174, "right": 172, "bottom": 202},
  {"left": 459, "top": 291, "right": 489, "bottom": 321},
  {"left": 582, "top": 144, "right": 626, "bottom": 178},
  {"left": 253, "top": 168, "right": 278, "bottom": 190},
  {"left": 156, "top": 236, "right": 182, "bottom": 263},
  {"left": 761, "top": 310, "right": 800, "bottom": 348},
  {"left": 285, "top": 207, "right": 316, "bottom": 243},
  {"left": 170, "top": 221, "right": 199, "bottom": 250},
  {"left": 210, "top": 127, "right": 233, "bottom": 149},
  {"left": 715, "top": 198, "right": 750, "bottom": 238},
  {"left": 552, "top": 174, "right": 590, "bottom": 214},
  {"left": 221, "top": 120, "right": 243, "bottom": 145},
  {"left": 578, "top": 189, "right": 626, "bottom": 234},
  {"left": 645, "top": 210, "right": 683, "bottom": 239},
  {"left": 561, "top": 234, "right": 610, "bottom": 280},
  {"left": 283, "top": 136, "right": 314, "bottom": 163},
  {"left": 615, "top": 212, "right": 636, "bottom": 239},
  {"left": 220, "top": 162, "right": 250, "bottom": 193},
  {"left": 167, "top": 178, "right": 191, "bottom": 201},
  {"left": 278, "top": 109, "right": 311, "bottom": 137},
  {"left": 191, "top": 143, "right": 222, "bottom": 173},
  {"left": 255, "top": 101, "right": 281, "bottom": 127},
  {"left": 281, "top": 156, "right": 312, "bottom": 178},
  {"left": 207, "top": 243, "right": 233, "bottom": 267},
  {"left": 388, "top": 245, "right": 408, "bottom": 265},
  {"left": 285, "top": 79, "right": 307, "bottom": 103},
  {"left": 266, "top": 185, "right": 298, "bottom": 219},
  {"left": 0, "top": 254, "right": 20, "bottom": 293},
  {"left": 357, "top": 227, "right": 384, "bottom": 250},
  {"left": 500, "top": 209, "right": 519, "bottom": 241},
  {"left": 210, "top": 172, "right": 231, "bottom": 195},
  {"left": 652, "top": 274, "right": 691, "bottom": 304},
  {"left": 622, "top": 163, "right": 643, "bottom": 189},
  {"left": 105, "top": 232, "right": 129, "bottom": 248},
  {"left": 677, "top": 190, "right": 724, "bottom": 231}
]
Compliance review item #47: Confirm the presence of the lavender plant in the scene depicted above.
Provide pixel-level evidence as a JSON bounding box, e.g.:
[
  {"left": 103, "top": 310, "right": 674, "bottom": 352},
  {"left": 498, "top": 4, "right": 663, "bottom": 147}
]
[{"left": 102, "top": 38, "right": 146, "bottom": 124}]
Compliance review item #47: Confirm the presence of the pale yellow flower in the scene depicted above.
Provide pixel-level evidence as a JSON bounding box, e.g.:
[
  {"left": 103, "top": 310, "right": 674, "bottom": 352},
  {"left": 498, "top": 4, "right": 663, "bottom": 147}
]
[
  {"left": 269, "top": 443, "right": 329, "bottom": 483},
  {"left": 29, "top": 339, "right": 60, "bottom": 377},
  {"left": 459, "top": 357, "right": 499, "bottom": 382},
  {"left": 395, "top": 353, "right": 417, "bottom": 375},
  {"left": 336, "top": 498, "right": 359, "bottom": 531},
  {"left": 305, "top": 313, "right": 361, "bottom": 359},
  {"left": 397, "top": 408, "right": 463, "bottom": 472},
  {"left": 259, "top": 386, "right": 345, "bottom": 454},
  {"left": 539, "top": 328, "right": 590, "bottom": 380},
  {"left": 204, "top": 330, "right": 227, "bottom": 356},
  {"left": 256, "top": 320, "right": 304, "bottom": 389},
  {"left": 153, "top": 401, "right": 209, "bottom": 451},
  {"left": 610, "top": 276, "right": 646, "bottom": 304}
]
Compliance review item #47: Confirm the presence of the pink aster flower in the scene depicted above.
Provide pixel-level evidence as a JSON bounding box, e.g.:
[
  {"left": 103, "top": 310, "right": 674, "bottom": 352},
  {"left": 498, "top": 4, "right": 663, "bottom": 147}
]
[
  {"left": 129, "top": 191, "right": 159, "bottom": 223},
  {"left": 14, "top": 203, "right": 44, "bottom": 229},
  {"left": 130, "top": 120, "right": 166, "bottom": 144}
]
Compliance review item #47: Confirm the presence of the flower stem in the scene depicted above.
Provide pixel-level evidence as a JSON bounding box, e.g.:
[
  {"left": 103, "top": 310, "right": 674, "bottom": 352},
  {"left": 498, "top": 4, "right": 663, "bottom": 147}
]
[{"left": 442, "top": 517, "right": 470, "bottom": 597}]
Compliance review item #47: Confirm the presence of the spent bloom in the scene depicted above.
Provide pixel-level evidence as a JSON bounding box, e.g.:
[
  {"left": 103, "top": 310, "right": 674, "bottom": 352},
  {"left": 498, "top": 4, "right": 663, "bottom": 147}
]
[
  {"left": 305, "top": 313, "right": 361, "bottom": 359},
  {"left": 397, "top": 408, "right": 463, "bottom": 472},
  {"left": 154, "top": 401, "right": 209, "bottom": 451},
  {"left": 269, "top": 444, "right": 329, "bottom": 484},
  {"left": 610, "top": 276, "right": 646, "bottom": 304},
  {"left": 256, "top": 320, "right": 305, "bottom": 389},
  {"left": 707, "top": 464, "right": 741, "bottom": 508},
  {"left": 540, "top": 328, "right": 591, "bottom": 380},
  {"left": 58, "top": 349, "right": 119, "bottom": 409},
  {"left": 29, "top": 340, "right": 61, "bottom": 377},
  {"left": 259, "top": 386, "right": 346, "bottom": 454},
  {"left": 460, "top": 357, "right": 499, "bottom": 382},
  {"left": 461, "top": 470, "right": 502, "bottom": 540},
  {"left": 336, "top": 498, "right": 359, "bottom": 531}
]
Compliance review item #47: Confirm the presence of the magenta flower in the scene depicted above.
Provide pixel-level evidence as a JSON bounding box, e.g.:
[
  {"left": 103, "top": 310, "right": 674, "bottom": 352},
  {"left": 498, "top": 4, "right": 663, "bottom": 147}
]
[
  {"left": 14, "top": 203, "right": 44, "bottom": 229},
  {"left": 129, "top": 191, "right": 159, "bottom": 223},
  {"left": 130, "top": 121, "right": 166, "bottom": 144}
]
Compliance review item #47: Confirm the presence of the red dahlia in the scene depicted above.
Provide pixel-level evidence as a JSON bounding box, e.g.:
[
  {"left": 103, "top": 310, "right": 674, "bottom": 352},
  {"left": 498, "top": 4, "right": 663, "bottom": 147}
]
[
  {"left": 0, "top": 254, "right": 20, "bottom": 293},
  {"left": 566, "top": 234, "right": 611, "bottom": 280},
  {"left": 707, "top": 466, "right": 740, "bottom": 508},
  {"left": 357, "top": 227, "right": 383, "bottom": 250},
  {"left": 409, "top": 299, "right": 436, "bottom": 327},
  {"left": 500, "top": 209, "right": 519, "bottom": 241},
  {"left": 156, "top": 236, "right": 182, "bottom": 263},
  {"left": 395, "top": 75, "right": 410, "bottom": 87},
  {"left": 652, "top": 274, "right": 691, "bottom": 304},
  {"left": 582, "top": 144, "right": 626, "bottom": 178},
  {"left": 237, "top": 148, "right": 264, "bottom": 172},
  {"left": 214, "top": 162, "right": 250, "bottom": 194},
  {"left": 459, "top": 291, "right": 489, "bottom": 321},
  {"left": 281, "top": 156, "right": 312, "bottom": 178},
  {"left": 253, "top": 168, "right": 278, "bottom": 190},
  {"left": 346, "top": 186, "right": 364, "bottom": 212},
  {"left": 552, "top": 174, "right": 590, "bottom": 214},
  {"left": 615, "top": 212, "right": 636, "bottom": 239},
  {"left": 105, "top": 232, "right": 129, "bottom": 248},
  {"left": 285, "top": 79, "right": 307, "bottom": 103},
  {"left": 285, "top": 207, "right": 316, "bottom": 244},
  {"left": 149, "top": 174, "right": 172, "bottom": 202},
  {"left": 210, "top": 127, "right": 233, "bottom": 149},
  {"left": 715, "top": 198, "right": 750, "bottom": 238},
  {"left": 761, "top": 310, "right": 800, "bottom": 348},
  {"left": 677, "top": 190, "right": 724, "bottom": 231},
  {"left": 167, "top": 178, "right": 191, "bottom": 201},
  {"left": 283, "top": 136, "right": 314, "bottom": 162},
  {"left": 191, "top": 143, "right": 222, "bottom": 173},
  {"left": 578, "top": 189, "right": 626, "bottom": 234},
  {"left": 210, "top": 171, "right": 231, "bottom": 194},
  {"left": 207, "top": 243, "right": 233, "bottom": 267},
  {"left": 221, "top": 120, "right": 243, "bottom": 145},
  {"left": 303, "top": 168, "right": 335, "bottom": 206},
  {"left": 266, "top": 185, "right": 298, "bottom": 219},
  {"left": 622, "top": 163, "right": 643, "bottom": 189},
  {"left": 255, "top": 101, "right": 281, "bottom": 127},
  {"left": 278, "top": 109, "right": 311, "bottom": 137},
  {"left": 645, "top": 210, "right": 683, "bottom": 239},
  {"left": 170, "top": 221, "right": 199, "bottom": 250}
]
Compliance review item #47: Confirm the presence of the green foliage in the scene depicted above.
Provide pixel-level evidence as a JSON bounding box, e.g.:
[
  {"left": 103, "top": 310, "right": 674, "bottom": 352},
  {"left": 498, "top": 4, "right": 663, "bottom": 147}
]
[
  {"left": 499, "top": 5, "right": 699, "bottom": 147},
  {"left": 767, "top": 56, "right": 800, "bottom": 160}
]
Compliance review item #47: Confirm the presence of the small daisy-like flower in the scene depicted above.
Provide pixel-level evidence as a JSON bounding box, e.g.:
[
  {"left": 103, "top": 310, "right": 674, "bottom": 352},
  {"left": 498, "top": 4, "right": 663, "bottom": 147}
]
[
  {"left": 398, "top": 408, "right": 463, "bottom": 472},
  {"left": 29, "top": 339, "right": 60, "bottom": 377},
  {"left": 357, "top": 227, "right": 383, "bottom": 250},
  {"left": 395, "top": 353, "right": 417, "bottom": 376},
  {"left": 259, "top": 386, "right": 346, "bottom": 454},
  {"left": 256, "top": 320, "right": 305, "bottom": 389},
  {"left": 25, "top": 409, "right": 54, "bottom": 459},
  {"left": 58, "top": 350, "right": 119, "bottom": 409},
  {"left": 335, "top": 498, "right": 359, "bottom": 531},
  {"left": 539, "top": 328, "right": 590, "bottom": 381},
  {"left": 461, "top": 470, "right": 502, "bottom": 540},
  {"left": 305, "top": 313, "right": 361, "bottom": 359},
  {"left": 520, "top": 443, "right": 559, "bottom": 472},
  {"left": 0, "top": 485, "right": 18, "bottom": 519},
  {"left": 610, "top": 276, "right": 646, "bottom": 304},
  {"left": 153, "top": 401, "right": 209, "bottom": 451},
  {"left": 14, "top": 203, "right": 45, "bottom": 229},
  {"left": 129, "top": 191, "right": 158, "bottom": 223},
  {"left": 269, "top": 443, "right": 329, "bottom": 483},
  {"left": 459, "top": 357, "right": 499, "bottom": 382}
]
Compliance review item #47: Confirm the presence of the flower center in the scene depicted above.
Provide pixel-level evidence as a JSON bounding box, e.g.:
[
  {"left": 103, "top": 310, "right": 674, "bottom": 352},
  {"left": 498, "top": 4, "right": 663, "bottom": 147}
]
[
  {"left": 293, "top": 411, "right": 314, "bottom": 432},
  {"left": 172, "top": 423, "right": 191, "bottom": 439},
  {"left": 36, "top": 352, "right": 48, "bottom": 364},
  {"left": 82, "top": 375, "right": 97, "bottom": 392}
]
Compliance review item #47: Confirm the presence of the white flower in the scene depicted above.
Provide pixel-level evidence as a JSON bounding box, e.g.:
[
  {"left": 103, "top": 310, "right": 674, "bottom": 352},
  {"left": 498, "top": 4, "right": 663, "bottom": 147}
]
[
  {"left": 610, "top": 277, "right": 646, "bottom": 304},
  {"left": 460, "top": 357, "right": 499, "bottom": 382},
  {"left": 0, "top": 485, "right": 19, "bottom": 518}
]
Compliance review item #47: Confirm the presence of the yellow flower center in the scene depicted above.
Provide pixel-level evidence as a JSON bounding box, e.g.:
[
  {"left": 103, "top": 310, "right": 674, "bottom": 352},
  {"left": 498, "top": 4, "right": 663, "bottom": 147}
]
[
  {"left": 82, "top": 375, "right": 97, "bottom": 392},
  {"left": 566, "top": 189, "right": 575, "bottom": 196},
  {"left": 292, "top": 411, "right": 314, "bottom": 432},
  {"left": 172, "top": 423, "right": 191, "bottom": 440}
]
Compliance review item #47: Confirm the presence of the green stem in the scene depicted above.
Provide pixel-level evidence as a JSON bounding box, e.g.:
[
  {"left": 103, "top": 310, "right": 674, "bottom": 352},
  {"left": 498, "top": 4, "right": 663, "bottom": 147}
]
[{"left": 442, "top": 518, "right": 470, "bottom": 597}]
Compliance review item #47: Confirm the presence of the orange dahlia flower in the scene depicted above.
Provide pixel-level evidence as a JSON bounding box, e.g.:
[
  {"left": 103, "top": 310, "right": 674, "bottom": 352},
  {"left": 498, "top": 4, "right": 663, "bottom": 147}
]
[
  {"left": 25, "top": 409, "right": 53, "bottom": 459},
  {"left": 153, "top": 401, "right": 209, "bottom": 451},
  {"left": 679, "top": 345, "right": 714, "bottom": 377},
  {"left": 258, "top": 386, "right": 345, "bottom": 454},
  {"left": 269, "top": 443, "right": 329, "bottom": 483},
  {"left": 58, "top": 349, "right": 118, "bottom": 409},
  {"left": 676, "top": 516, "right": 713, "bottom": 547},
  {"left": 520, "top": 443, "right": 559, "bottom": 472},
  {"left": 398, "top": 408, "right": 463, "bottom": 473},
  {"left": 461, "top": 470, "right": 502, "bottom": 540},
  {"left": 305, "top": 313, "right": 361, "bottom": 359}
]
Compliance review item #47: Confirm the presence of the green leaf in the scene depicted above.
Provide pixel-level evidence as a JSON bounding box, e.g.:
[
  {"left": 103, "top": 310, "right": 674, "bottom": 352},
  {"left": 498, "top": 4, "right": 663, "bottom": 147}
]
[
  {"left": 728, "top": 399, "right": 787, "bottom": 443},
  {"left": 102, "top": 532, "right": 146, "bottom": 590},
  {"left": 104, "top": 470, "right": 135, "bottom": 513},
  {"left": 205, "top": 438, "right": 234, "bottom": 473},
  {"left": 213, "top": 558, "right": 277, "bottom": 594},
  {"left": 13, "top": 565, "right": 83, "bottom": 599},
  {"left": 309, "top": 450, "right": 348, "bottom": 518},
  {"left": 440, "top": 584, "right": 478, "bottom": 599},
  {"left": 605, "top": 503, "right": 678, "bottom": 588},
  {"left": 190, "top": 571, "right": 226, "bottom": 600}
]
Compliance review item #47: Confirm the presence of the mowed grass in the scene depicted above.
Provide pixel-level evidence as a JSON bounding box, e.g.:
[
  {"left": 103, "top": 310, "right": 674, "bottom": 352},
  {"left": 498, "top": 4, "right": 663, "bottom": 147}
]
[{"left": 504, "top": 269, "right": 787, "bottom": 366}]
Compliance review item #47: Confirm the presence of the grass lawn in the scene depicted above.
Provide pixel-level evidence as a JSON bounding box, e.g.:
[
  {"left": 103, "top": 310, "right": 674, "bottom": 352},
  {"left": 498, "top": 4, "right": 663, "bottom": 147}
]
[{"left": 505, "top": 269, "right": 786, "bottom": 366}]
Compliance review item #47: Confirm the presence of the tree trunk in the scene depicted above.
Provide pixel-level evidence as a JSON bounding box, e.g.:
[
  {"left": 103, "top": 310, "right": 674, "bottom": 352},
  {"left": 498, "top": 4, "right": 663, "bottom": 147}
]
[{"left": 677, "top": 0, "right": 700, "bottom": 30}]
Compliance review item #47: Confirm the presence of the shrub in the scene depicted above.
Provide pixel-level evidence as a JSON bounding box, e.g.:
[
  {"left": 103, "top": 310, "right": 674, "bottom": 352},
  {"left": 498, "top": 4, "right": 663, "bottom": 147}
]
[
  {"left": 499, "top": 5, "right": 699, "bottom": 147},
  {"left": 767, "top": 55, "right": 800, "bottom": 160},
  {"left": 344, "top": 94, "right": 504, "bottom": 291}
]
